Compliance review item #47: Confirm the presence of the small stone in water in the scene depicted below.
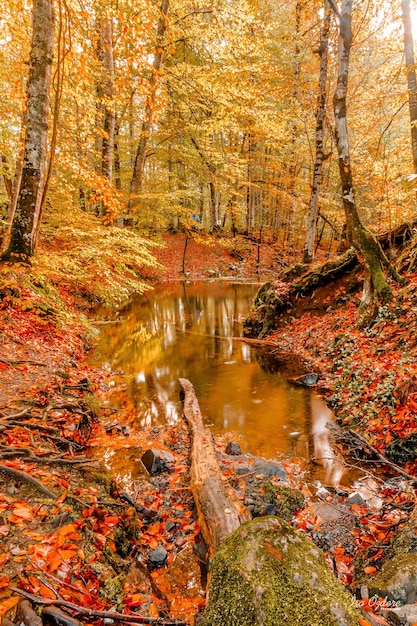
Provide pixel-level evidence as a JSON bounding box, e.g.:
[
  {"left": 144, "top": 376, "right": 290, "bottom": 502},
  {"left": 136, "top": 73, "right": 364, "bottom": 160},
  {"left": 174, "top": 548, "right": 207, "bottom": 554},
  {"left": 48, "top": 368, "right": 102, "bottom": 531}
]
[
  {"left": 141, "top": 448, "right": 174, "bottom": 474},
  {"left": 225, "top": 440, "right": 241, "bottom": 455}
]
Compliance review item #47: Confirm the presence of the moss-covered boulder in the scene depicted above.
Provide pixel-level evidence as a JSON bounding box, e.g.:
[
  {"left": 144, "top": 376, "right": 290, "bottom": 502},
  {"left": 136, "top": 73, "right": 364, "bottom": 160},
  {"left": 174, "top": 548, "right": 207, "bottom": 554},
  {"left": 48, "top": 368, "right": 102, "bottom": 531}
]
[
  {"left": 368, "top": 552, "right": 417, "bottom": 604},
  {"left": 202, "top": 517, "right": 362, "bottom": 626}
]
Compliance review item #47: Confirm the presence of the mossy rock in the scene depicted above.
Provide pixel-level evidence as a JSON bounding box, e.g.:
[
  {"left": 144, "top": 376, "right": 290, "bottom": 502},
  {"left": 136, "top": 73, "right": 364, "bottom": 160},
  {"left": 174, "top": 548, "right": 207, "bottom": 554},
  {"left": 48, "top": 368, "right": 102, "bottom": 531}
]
[
  {"left": 368, "top": 552, "right": 417, "bottom": 604},
  {"left": 202, "top": 517, "right": 362, "bottom": 626},
  {"left": 388, "top": 515, "right": 417, "bottom": 558},
  {"left": 245, "top": 476, "right": 305, "bottom": 521}
]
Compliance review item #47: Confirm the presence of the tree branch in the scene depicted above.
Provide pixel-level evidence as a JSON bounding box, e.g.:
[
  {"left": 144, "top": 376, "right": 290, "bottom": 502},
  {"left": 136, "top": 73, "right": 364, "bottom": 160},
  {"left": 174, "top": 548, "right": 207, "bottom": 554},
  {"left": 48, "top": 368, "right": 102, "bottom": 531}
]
[{"left": 10, "top": 588, "right": 186, "bottom": 626}]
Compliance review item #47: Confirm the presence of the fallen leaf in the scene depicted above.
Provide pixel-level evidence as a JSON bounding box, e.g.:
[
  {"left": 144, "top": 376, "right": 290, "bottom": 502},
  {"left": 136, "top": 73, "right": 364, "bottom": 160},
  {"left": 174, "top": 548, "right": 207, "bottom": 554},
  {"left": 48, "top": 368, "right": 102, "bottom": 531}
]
[{"left": 0, "top": 596, "right": 20, "bottom": 616}]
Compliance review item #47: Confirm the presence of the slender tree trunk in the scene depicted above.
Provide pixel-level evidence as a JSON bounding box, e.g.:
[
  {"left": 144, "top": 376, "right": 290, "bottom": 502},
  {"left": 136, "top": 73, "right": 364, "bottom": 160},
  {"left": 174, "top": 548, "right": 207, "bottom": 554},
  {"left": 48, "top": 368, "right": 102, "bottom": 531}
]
[
  {"left": 302, "top": 0, "right": 331, "bottom": 263},
  {"left": 101, "top": 18, "right": 115, "bottom": 182},
  {"left": 285, "top": 0, "right": 302, "bottom": 246},
  {"left": 246, "top": 133, "right": 254, "bottom": 234},
  {"left": 129, "top": 0, "right": 170, "bottom": 211},
  {"left": 190, "top": 136, "right": 217, "bottom": 229},
  {"left": 114, "top": 120, "right": 121, "bottom": 191},
  {"left": 39, "top": 0, "right": 67, "bottom": 221},
  {"left": 332, "top": 0, "right": 405, "bottom": 316},
  {"left": 2, "top": 0, "right": 54, "bottom": 260},
  {"left": 401, "top": 0, "right": 417, "bottom": 174}
]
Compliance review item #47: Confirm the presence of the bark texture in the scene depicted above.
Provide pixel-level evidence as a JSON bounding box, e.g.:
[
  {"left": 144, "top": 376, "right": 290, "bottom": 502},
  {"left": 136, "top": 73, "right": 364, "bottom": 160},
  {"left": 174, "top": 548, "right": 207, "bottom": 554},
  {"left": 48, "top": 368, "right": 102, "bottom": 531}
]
[
  {"left": 402, "top": 0, "right": 417, "bottom": 174},
  {"left": 101, "top": 18, "right": 116, "bottom": 182},
  {"left": 302, "top": 0, "right": 331, "bottom": 263},
  {"left": 3, "top": 0, "right": 54, "bottom": 259},
  {"left": 332, "top": 0, "right": 404, "bottom": 314},
  {"left": 179, "top": 378, "right": 250, "bottom": 557}
]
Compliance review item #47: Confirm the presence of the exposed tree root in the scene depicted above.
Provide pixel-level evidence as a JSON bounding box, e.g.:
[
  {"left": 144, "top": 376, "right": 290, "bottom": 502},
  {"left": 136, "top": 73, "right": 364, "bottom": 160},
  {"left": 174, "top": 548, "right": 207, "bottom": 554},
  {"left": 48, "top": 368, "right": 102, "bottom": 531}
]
[
  {"left": 244, "top": 249, "right": 359, "bottom": 337},
  {"left": 0, "top": 463, "right": 57, "bottom": 499},
  {"left": 0, "top": 358, "right": 47, "bottom": 367}
]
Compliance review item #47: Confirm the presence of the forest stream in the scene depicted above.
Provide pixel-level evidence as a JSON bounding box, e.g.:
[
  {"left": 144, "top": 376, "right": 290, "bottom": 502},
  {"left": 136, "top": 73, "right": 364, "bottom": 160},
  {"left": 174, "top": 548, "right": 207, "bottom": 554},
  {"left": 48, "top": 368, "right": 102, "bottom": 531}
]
[{"left": 92, "top": 281, "right": 347, "bottom": 489}]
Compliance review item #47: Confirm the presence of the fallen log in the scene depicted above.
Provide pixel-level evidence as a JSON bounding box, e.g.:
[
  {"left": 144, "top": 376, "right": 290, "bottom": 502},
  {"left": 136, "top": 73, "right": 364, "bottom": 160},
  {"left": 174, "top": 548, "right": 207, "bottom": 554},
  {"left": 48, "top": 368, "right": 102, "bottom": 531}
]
[
  {"left": 178, "top": 380, "right": 368, "bottom": 626},
  {"left": 179, "top": 378, "right": 251, "bottom": 556}
]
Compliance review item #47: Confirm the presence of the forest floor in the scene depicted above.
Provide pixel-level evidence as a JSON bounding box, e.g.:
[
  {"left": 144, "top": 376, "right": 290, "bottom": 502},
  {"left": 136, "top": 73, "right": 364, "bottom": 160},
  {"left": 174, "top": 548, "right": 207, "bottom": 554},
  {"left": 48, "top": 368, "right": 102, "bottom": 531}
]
[{"left": 0, "top": 227, "right": 416, "bottom": 626}]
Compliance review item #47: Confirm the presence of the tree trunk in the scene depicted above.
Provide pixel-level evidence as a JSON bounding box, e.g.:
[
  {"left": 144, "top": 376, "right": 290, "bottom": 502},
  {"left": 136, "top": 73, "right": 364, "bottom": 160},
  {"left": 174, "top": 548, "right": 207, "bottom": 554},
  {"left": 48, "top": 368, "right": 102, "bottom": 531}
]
[
  {"left": 179, "top": 378, "right": 250, "bottom": 558},
  {"left": 332, "top": 0, "right": 404, "bottom": 315},
  {"left": 285, "top": 1, "right": 302, "bottom": 246},
  {"left": 302, "top": 0, "right": 331, "bottom": 263},
  {"left": 114, "top": 120, "right": 121, "bottom": 191},
  {"left": 190, "top": 136, "right": 217, "bottom": 229},
  {"left": 401, "top": 0, "right": 417, "bottom": 174},
  {"left": 2, "top": 0, "right": 55, "bottom": 260},
  {"left": 129, "top": 0, "right": 170, "bottom": 211},
  {"left": 101, "top": 17, "right": 115, "bottom": 182}
]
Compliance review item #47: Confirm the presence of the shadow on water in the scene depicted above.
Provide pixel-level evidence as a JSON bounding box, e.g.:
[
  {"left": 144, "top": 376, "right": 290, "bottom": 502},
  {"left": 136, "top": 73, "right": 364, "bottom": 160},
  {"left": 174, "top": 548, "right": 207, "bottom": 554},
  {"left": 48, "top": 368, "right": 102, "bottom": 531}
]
[{"left": 92, "top": 281, "right": 347, "bottom": 486}]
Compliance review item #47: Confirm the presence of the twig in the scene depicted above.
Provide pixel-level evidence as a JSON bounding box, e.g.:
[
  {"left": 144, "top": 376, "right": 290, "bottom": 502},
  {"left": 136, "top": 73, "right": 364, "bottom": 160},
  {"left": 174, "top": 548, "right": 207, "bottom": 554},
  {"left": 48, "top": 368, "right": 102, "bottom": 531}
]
[
  {"left": 347, "top": 429, "right": 417, "bottom": 483},
  {"left": 0, "top": 358, "right": 47, "bottom": 367},
  {"left": 0, "top": 463, "right": 57, "bottom": 499},
  {"left": 10, "top": 588, "right": 187, "bottom": 626}
]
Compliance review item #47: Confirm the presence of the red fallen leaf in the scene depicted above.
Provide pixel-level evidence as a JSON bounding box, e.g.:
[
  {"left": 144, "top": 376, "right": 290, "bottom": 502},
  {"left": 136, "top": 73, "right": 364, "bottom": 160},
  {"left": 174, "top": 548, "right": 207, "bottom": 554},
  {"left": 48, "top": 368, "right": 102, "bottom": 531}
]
[
  {"left": 364, "top": 565, "right": 377, "bottom": 575},
  {"left": 0, "top": 597, "right": 20, "bottom": 616},
  {"left": 147, "top": 521, "right": 164, "bottom": 535},
  {"left": 82, "top": 506, "right": 95, "bottom": 518},
  {"left": 8, "top": 516, "right": 26, "bottom": 526},
  {"left": 47, "top": 555, "right": 62, "bottom": 573},
  {"left": 28, "top": 575, "right": 40, "bottom": 592},
  {"left": 58, "top": 523, "right": 78, "bottom": 537},
  {"left": 0, "top": 552, "right": 10, "bottom": 567},
  {"left": 39, "top": 583, "right": 58, "bottom": 600},
  {"left": 0, "top": 577, "right": 10, "bottom": 589},
  {"left": 124, "top": 593, "right": 149, "bottom": 608},
  {"left": 103, "top": 516, "right": 120, "bottom": 527},
  {"left": 169, "top": 596, "right": 206, "bottom": 617},
  {"left": 58, "top": 549, "right": 77, "bottom": 561},
  {"left": 67, "top": 532, "right": 83, "bottom": 541},
  {"left": 12, "top": 504, "right": 34, "bottom": 520}
]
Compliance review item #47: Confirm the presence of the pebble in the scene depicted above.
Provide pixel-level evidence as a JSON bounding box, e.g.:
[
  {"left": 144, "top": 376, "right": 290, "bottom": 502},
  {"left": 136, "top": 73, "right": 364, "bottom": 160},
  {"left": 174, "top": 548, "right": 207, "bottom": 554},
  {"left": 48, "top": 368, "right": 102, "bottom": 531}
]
[{"left": 148, "top": 546, "right": 168, "bottom": 567}]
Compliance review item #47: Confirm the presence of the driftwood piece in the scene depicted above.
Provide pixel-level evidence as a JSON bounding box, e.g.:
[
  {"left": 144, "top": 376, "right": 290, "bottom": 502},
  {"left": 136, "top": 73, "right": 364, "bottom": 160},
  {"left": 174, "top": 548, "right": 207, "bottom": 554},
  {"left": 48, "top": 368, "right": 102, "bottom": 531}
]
[{"left": 179, "top": 378, "right": 250, "bottom": 556}]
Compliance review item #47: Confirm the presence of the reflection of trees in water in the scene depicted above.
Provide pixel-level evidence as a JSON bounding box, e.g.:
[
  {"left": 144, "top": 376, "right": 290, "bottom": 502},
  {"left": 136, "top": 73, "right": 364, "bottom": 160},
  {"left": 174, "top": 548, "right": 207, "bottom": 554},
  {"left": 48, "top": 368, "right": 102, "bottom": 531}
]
[
  {"left": 96, "top": 283, "right": 263, "bottom": 428},
  {"left": 255, "top": 348, "right": 305, "bottom": 378},
  {"left": 310, "top": 397, "right": 344, "bottom": 486}
]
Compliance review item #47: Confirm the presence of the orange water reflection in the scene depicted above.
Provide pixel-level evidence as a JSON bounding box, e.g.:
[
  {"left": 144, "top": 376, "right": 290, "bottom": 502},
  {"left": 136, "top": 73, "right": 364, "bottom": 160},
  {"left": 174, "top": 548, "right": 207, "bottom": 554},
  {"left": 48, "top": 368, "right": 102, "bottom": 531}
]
[{"left": 93, "top": 282, "right": 344, "bottom": 482}]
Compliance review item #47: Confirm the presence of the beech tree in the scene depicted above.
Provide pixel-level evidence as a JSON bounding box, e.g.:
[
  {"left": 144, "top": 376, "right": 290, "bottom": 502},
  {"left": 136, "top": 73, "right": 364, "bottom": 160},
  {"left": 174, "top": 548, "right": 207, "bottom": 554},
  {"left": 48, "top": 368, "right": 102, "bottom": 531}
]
[
  {"left": 401, "top": 0, "right": 417, "bottom": 174},
  {"left": 331, "top": 0, "right": 405, "bottom": 316},
  {"left": 302, "top": 0, "right": 331, "bottom": 263},
  {"left": 2, "top": 0, "right": 55, "bottom": 260}
]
